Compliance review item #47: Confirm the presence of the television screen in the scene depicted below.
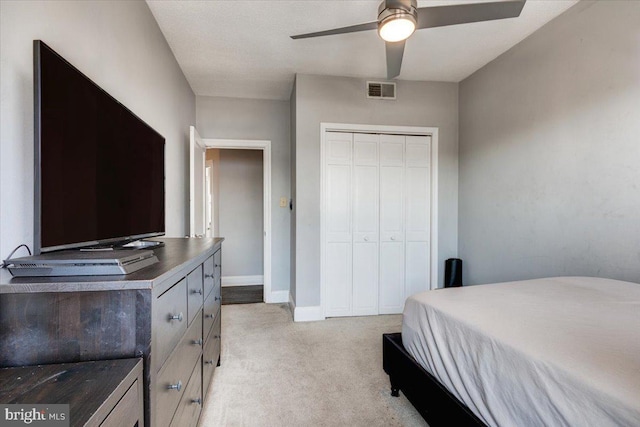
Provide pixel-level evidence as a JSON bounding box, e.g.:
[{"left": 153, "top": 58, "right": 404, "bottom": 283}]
[{"left": 34, "top": 40, "right": 165, "bottom": 253}]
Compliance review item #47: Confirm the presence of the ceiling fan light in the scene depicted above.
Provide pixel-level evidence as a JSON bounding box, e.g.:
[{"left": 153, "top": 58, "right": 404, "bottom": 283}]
[{"left": 378, "top": 13, "right": 416, "bottom": 42}]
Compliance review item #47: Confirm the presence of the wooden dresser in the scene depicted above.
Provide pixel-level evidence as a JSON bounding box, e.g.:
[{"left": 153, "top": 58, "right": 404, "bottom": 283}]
[
  {"left": 0, "top": 358, "right": 144, "bottom": 427},
  {"left": 0, "top": 237, "right": 223, "bottom": 427}
]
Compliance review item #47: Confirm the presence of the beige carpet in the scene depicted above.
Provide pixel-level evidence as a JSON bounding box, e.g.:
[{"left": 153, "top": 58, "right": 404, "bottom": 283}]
[{"left": 199, "top": 303, "right": 427, "bottom": 427}]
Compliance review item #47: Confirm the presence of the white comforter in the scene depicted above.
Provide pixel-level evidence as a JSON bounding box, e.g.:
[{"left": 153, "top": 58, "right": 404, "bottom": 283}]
[{"left": 402, "top": 277, "right": 640, "bottom": 427}]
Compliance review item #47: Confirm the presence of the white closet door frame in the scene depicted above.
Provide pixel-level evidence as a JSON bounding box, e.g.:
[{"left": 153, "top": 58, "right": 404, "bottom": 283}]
[{"left": 320, "top": 123, "right": 439, "bottom": 319}]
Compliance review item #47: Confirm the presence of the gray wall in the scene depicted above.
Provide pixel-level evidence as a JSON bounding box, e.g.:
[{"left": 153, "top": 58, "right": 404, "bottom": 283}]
[
  {"left": 293, "top": 74, "right": 459, "bottom": 307},
  {"left": 0, "top": 0, "right": 195, "bottom": 257},
  {"left": 458, "top": 1, "right": 640, "bottom": 285},
  {"left": 218, "top": 149, "right": 264, "bottom": 277},
  {"left": 196, "top": 96, "right": 291, "bottom": 291}
]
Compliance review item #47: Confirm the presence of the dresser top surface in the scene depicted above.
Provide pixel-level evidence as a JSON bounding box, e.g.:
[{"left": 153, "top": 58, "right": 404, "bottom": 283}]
[{"left": 0, "top": 237, "right": 223, "bottom": 294}]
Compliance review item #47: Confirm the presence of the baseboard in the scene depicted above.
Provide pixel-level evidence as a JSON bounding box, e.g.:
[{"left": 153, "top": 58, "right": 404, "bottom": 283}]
[
  {"left": 288, "top": 293, "right": 296, "bottom": 321},
  {"left": 268, "top": 290, "right": 289, "bottom": 304},
  {"left": 221, "top": 275, "right": 263, "bottom": 287},
  {"left": 288, "top": 296, "right": 324, "bottom": 322}
]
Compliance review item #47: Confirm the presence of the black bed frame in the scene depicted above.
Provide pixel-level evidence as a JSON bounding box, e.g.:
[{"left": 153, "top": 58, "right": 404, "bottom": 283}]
[{"left": 383, "top": 333, "right": 487, "bottom": 426}]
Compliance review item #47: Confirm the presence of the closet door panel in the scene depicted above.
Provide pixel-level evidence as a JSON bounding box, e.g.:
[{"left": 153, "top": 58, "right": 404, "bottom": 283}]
[
  {"left": 353, "top": 134, "right": 379, "bottom": 315},
  {"left": 326, "top": 164, "right": 352, "bottom": 241},
  {"left": 406, "top": 137, "right": 430, "bottom": 167},
  {"left": 380, "top": 135, "right": 404, "bottom": 166},
  {"left": 325, "top": 133, "right": 353, "bottom": 317},
  {"left": 406, "top": 242, "right": 429, "bottom": 298},
  {"left": 405, "top": 166, "right": 430, "bottom": 241},
  {"left": 326, "top": 132, "right": 352, "bottom": 164},
  {"left": 379, "top": 242, "right": 405, "bottom": 314},
  {"left": 352, "top": 242, "right": 378, "bottom": 315},
  {"left": 325, "top": 242, "right": 352, "bottom": 317},
  {"left": 353, "top": 134, "right": 378, "bottom": 166},
  {"left": 405, "top": 136, "right": 431, "bottom": 295},
  {"left": 379, "top": 166, "right": 404, "bottom": 242},
  {"left": 379, "top": 137, "right": 405, "bottom": 314}
]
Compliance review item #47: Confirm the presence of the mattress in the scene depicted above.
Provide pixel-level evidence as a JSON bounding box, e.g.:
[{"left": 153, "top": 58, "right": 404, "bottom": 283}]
[{"left": 402, "top": 277, "right": 640, "bottom": 427}]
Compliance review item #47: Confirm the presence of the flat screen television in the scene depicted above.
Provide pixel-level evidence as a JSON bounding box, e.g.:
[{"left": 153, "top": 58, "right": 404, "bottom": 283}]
[{"left": 34, "top": 40, "right": 165, "bottom": 254}]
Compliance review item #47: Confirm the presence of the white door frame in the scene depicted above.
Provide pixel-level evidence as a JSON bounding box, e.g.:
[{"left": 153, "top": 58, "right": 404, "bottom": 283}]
[
  {"left": 201, "top": 138, "right": 274, "bottom": 304},
  {"left": 189, "top": 127, "right": 206, "bottom": 237},
  {"left": 320, "top": 123, "right": 439, "bottom": 318}
]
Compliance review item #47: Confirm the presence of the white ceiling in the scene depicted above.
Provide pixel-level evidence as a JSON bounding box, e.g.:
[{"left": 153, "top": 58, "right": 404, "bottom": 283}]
[{"left": 146, "top": 0, "right": 578, "bottom": 101}]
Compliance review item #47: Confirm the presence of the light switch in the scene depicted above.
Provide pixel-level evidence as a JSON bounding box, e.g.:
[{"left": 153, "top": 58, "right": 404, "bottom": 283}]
[{"left": 280, "top": 197, "right": 288, "bottom": 208}]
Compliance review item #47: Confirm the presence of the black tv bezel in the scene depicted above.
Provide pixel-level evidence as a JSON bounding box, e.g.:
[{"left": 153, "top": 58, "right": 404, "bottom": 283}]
[{"left": 33, "top": 40, "right": 166, "bottom": 254}]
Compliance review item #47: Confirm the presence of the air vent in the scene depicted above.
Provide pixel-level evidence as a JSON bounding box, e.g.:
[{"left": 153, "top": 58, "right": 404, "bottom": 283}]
[{"left": 366, "top": 81, "right": 396, "bottom": 100}]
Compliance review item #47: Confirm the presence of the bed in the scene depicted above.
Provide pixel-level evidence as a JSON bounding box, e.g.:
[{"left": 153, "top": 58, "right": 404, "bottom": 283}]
[{"left": 383, "top": 277, "right": 640, "bottom": 426}]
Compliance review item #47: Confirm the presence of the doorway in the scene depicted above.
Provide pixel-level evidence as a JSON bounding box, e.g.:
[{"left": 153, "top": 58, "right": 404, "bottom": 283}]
[
  {"left": 209, "top": 148, "right": 263, "bottom": 304},
  {"left": 201, "top": 138, "right": 274, "bottom": 304}
]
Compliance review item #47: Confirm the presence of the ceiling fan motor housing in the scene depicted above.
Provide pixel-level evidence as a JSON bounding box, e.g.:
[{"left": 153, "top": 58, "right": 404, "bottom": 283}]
[{"left": 378, "top": 0, "right": 418, "bottom": 23}]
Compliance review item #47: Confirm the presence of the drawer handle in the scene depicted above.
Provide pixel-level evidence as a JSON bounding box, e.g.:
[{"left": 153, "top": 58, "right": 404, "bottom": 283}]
[
  {"left": 168, "top": 312, "right": 183, "bottom": 322},
  {"left": 364, "top": 236, "right": 369, "bottom": 241},
  {"left": 193, "top": 339, "right": 203, "bottom": 346},
  {"left": 191, "top": 398, "right": 202, "bottom": 405},
  {"left": 390, "top": 236, "right": 396, "bottom": 241},
  {"left": 168, "top": 381, "right": 182, "bottom": 392},
  {"left": 205, "top": 313, "right": 214, "bottom": 319},
  {"left": 205, "top": 359, "right": 214, "bottom": 365},
  {"left": 204, "top": 274, "right": 214, "bottom": 279},
  {"left": 191, "top": 288, "right": 203, "bottom": 295}
]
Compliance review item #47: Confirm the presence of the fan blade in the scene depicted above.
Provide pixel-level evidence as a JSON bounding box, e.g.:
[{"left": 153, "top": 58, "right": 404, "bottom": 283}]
[
  {"left": 291, "top": 21, "right": 378, "bottom": 39},
  {"left": 386, "top": 40, "right": 405, "bottom": 79},
  {"left": 416, "top": 0, "right": 526, "bottom": 30}
]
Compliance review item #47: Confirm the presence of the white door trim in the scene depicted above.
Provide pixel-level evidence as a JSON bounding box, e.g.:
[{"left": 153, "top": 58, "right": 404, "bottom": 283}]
[
  {"left": 200, "top": 138, "right": 274, "bottom": 304},
  {"left": 320, "top": 123, "right": 439, "bottom": 318},
  {"left": 189, "top": 127, "right": 206, "bottom": 237}
]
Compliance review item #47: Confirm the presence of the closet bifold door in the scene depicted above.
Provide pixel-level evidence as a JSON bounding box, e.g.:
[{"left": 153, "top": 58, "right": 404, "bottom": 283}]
[
  {"left": 352, "top": 133, "right": 379, "bottom": 316},
  {"left": 325, "top": 132, "right": 353, "bottom": 317},
  {"left": 405, "top": 136, "right": 431, "bottom": 299},
  {"left": 379, "top": 135, "right": 406, "bottom": 314}
]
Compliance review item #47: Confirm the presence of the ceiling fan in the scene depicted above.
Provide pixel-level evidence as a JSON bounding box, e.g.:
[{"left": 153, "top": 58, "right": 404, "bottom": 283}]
[{"left": 291, "top": 0, "right": 527, "bottom": 79}]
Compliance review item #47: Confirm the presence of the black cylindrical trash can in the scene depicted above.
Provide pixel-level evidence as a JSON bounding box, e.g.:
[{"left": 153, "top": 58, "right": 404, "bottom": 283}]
[{"left": 444, "top": 258, "right": 463, "bottom": 288}]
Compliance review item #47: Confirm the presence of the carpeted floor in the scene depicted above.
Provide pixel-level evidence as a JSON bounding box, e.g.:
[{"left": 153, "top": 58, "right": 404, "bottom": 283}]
[{"left": 199, "top": 303, "right": 427, "bottom": 426}]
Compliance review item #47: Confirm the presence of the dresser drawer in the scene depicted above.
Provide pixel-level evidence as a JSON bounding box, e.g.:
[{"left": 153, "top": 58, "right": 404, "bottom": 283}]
[
  {"left": 169, "top": 358, "right": 202, "bottom": 427},
  {"left": 202, "top": 312, "right": 221, "bottom": 401},
  {"left": 100, "top": 379, "right": 141, "bottom": 427},
  {"left": 156, "top": 311, "right": 203, "bottom": 427},
  {"left": 213, "top": 249, "right": 222, "bottom": 285},
  {"left": 203, "top": 287, "right": 221, "bottom": 339},
  {"left": 155, "top": 278, "right": 188, "bottom": 369},
  {"left": 187, "top": 265, "right": 204, "bottom": 326},
  {"left": 203, "top": 255, "right": 215, "bottom": 299}
]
